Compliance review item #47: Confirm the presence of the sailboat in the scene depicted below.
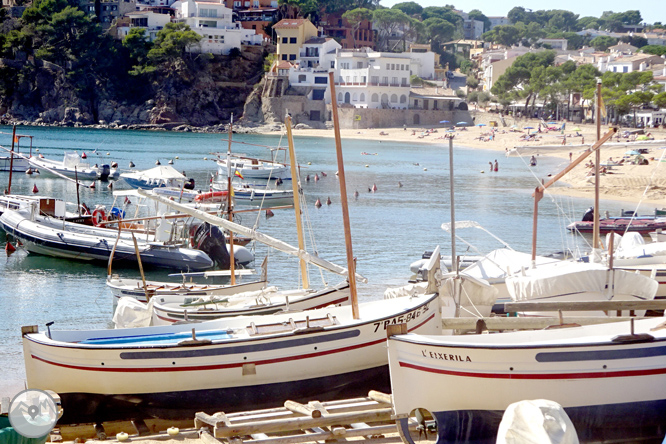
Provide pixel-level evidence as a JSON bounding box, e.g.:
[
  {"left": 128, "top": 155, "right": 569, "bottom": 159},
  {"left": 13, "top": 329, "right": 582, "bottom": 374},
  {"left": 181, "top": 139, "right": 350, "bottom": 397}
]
[{"left": 21, "top": 101, "right": 442, "bottom": 423}]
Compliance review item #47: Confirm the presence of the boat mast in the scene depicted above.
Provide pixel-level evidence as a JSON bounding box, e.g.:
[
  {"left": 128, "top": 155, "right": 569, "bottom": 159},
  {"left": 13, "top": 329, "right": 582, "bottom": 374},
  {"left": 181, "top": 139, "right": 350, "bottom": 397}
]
[
  {"left": 7, "top": 125, "right": 15, "bottom": 193},
  {"left": 593, "top": 80, "right": 602, "bottom": 252},
  {"left": 227, "top": 114, "right": 236, "bottom": 284},
  {"left": 328, "top": 71, "right": 359, "bottom": 319},
  {"left": 284, "top": 114, "right": 309, "bottom": 289},
  {"left": 448, "top": 137, "right": 457, "bottom": 275}
]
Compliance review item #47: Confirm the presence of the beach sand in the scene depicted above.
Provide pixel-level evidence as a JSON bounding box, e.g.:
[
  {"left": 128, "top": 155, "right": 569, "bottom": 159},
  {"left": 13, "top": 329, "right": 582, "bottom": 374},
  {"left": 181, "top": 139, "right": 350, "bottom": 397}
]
[{"left": 285, "top": 118, "right": 666, "bottom": 208}]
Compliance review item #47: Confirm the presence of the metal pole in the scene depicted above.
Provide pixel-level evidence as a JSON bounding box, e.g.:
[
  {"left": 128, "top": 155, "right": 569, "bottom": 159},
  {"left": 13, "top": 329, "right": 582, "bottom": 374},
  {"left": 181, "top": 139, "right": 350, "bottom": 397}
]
[
  {"left": 227, "top": 114, "right": 236, "bottom": 284},
  {"left": 328, "top": 71, "right": 359, "bottom": 320},
  {"left": 7, "top": 125, "right": 16, "bottom": 193},
  {"left": 448, "top": 137, "right": 456, "bottom": 274}
]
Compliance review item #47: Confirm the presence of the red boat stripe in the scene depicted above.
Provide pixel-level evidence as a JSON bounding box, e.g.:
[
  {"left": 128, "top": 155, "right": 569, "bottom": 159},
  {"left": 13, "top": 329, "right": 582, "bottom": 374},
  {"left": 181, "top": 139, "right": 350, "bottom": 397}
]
[
  {"left": 31, "top": 314, "right": 435, "bottom": 372},
  {"left": 399, "top": 361, "right": 666, "bottom": 379}
]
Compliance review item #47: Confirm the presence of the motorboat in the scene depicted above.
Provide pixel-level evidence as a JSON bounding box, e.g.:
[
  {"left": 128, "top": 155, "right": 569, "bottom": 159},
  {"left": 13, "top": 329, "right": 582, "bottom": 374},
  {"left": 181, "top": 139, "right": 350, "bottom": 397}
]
[
  {"left": 0, "top": 195, "right": 91, "bottom": 224},
  {"left": 28, "top": 152, "right": 119, "bottom": 181},
  {"left": 119, "top": 165, "right": 190, "bottom": 189},
  {"left": 215, "top": 153, "right": 291, "bottom": 182},
  {"left": 388, "top": 317, "right": 666, "bottom": 443}
]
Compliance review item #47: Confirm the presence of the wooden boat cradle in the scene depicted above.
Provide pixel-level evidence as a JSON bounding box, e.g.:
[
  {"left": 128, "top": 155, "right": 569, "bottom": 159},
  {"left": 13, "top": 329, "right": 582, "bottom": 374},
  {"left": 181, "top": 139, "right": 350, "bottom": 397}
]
[{"left": 194, "top": 390, "right": 417, "bottom": 444}]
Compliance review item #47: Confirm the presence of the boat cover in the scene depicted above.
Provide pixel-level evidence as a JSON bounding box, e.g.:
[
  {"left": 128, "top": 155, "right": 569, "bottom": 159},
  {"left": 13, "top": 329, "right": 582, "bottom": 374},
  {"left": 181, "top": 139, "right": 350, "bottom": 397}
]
[
  {"left": 496, "top": 399, "right": 579, "bottom": 444},
  {"left": 121, "top": 165, "right": 185, "bottom": 181},
  {"left": 615, "top": 232, "right": 666, "bottom": 259},
  {"left": 505, "top": 261, "right": 658, "bottom": 301},
  {"left": 112, "top": 297, "right": 154, "bottom": 328},
  {"left": 461, "top": 249, "right": 560, "bottom": 284}
]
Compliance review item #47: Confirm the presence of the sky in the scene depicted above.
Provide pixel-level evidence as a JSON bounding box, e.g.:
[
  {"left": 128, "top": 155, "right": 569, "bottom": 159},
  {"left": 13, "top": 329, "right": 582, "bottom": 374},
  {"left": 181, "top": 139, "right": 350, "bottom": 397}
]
[{"left": 379, "top": 0, "right": 666, "bottom": 25}]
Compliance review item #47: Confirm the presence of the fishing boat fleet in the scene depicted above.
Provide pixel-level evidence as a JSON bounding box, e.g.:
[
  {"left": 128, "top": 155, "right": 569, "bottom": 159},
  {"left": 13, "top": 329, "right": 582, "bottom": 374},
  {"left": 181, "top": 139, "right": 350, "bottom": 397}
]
[{"left": 5, "top": 100, "right": 666, "bottom": 441}]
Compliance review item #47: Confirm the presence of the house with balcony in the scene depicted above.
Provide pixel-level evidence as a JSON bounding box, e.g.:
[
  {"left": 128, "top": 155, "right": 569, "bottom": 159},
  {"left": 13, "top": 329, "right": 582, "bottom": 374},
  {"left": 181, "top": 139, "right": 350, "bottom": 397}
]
[
  {"left": 333, "top": 49, "right": 412, "bottom": 109},
  {"left": 116, "top": 8, "right": 173, "bottom": 40},
  {"left": 320, "top": 13, "right": 375, "bottom": 50},
  {"left": 287, "top": 37, "right": 340, "bottom": 104},
  {"left": 274, "top": 18, "right": 319, "bottom": 62},
  {"left": 604, "top": 53, "right": 663, "bottom": 73},
  {"left": 94, "top": 0, "right": 136, "bottom": 29},
  {"left": 170, "top": 0, "right": 262, "bottom": 54}
]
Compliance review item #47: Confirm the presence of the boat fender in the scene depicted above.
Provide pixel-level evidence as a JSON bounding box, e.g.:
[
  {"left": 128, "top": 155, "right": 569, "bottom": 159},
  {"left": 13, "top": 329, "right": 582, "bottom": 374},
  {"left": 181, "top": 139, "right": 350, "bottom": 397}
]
[{"left": 92, "top": 208, "right": 106, "bottom": 227}]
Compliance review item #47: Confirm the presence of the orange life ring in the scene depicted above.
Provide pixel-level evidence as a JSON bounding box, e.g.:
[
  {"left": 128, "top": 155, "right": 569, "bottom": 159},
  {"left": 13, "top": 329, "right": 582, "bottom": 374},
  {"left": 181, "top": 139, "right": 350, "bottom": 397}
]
[
  {"left": 92, "top": 209, "right": 106, "bottom": 227},
  {"left": 195, "top": 191, "right": 228, "bottom": 202}
]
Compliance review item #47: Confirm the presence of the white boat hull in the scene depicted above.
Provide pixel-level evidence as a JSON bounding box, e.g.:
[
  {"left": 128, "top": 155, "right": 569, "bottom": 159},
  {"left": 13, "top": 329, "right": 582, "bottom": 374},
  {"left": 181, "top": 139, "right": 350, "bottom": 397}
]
[
  {"left": 23, "top": 292, "right": 440, "bottom": 422},
  {"left": 388, "top": 317, "right": 666, "bottom": 443}
]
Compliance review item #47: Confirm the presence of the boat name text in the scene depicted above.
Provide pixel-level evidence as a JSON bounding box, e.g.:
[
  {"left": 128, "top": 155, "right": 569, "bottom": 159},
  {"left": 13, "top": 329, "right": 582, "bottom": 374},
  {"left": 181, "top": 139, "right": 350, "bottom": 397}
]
[
  {"left": 372, "top": 303, "right": 430, "bottom": 332},
  {"left": 422, "top": 350, "right": 471, "bottom": 362}
]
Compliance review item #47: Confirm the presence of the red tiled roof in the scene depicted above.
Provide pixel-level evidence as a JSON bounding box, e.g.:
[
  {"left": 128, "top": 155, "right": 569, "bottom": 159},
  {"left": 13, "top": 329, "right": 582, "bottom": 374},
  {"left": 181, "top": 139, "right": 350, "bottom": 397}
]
[{"left": 276, "top": 61, "right": 293, "bottom": 69}]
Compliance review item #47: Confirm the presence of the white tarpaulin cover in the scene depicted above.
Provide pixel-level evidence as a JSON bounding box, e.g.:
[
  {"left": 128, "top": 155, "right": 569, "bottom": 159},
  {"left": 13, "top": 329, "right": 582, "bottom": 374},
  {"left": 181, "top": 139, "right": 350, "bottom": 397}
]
[
  {"left": 505, "top": 261, "right": 657, "bottom": 302},
  {"left": 123, "top": 165, "right": 185, "bottom": 181},
  {"left": 614, "top": 232, "right": 666, "bottom": 259},
  {"left": 112, "top": 296, "right": 154, "bottom": 328},
  {"left": 439, "top": 273, "right": 498, "bottom": 318},
  {"left": 496, "top": 399, "right": 579, "bottom": 444},
  {"left": 462, "top": 249, "right": 560, "bottom": 284}
]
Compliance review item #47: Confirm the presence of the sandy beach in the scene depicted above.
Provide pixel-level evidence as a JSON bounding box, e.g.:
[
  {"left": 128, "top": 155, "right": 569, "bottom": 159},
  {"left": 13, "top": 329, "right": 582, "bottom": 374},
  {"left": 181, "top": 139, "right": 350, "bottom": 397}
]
[{"left": 287, "top": 116, "right": 666, "bottom": 208}]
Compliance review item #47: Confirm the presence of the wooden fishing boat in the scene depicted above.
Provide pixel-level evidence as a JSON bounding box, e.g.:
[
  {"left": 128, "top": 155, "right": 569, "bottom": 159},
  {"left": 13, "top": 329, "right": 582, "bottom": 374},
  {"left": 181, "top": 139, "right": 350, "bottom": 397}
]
[
  {"left": 148, "top": 281, "right": 350, "bottom": 324},
  {"left": 120, "top": 165, "right": 189, "bottom": 189},
  {"left": 389, "top": 317, "right": 666, "bottom": 443},
  {"left": 22, "top": 289, "right": 440, "bottom": 423},
  {"left": 568, "top": 217, "right": 666, "bottom": 235},
  {"left": 215, "top": 154, "right": 291, "bottom": 182}
]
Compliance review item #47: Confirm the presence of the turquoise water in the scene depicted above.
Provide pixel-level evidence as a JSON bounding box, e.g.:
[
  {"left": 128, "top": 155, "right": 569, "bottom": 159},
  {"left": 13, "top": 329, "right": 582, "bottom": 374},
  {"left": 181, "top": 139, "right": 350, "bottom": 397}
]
[{"left": 0, "top": 125, "right": 633, "bottom": 397}]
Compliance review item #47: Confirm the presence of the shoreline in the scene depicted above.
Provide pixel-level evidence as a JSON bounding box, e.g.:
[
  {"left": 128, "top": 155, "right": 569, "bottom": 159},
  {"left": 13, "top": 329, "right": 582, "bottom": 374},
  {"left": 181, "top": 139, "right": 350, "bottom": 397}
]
[{"left": 4, "top": 117, "right": 666, "bottom": 207}]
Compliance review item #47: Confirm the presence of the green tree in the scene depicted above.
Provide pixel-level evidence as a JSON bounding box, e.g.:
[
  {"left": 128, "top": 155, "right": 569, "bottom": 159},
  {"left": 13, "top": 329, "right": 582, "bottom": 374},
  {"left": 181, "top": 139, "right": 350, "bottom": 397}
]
[
  {"left": 423, "top": 17, "right": 455, "bottom": 44},
  {"left": 482, "top": 25, "right": 521, "bottom": 46},
  {"left": 468, "top": 9, "right": 491, "bottom": 33},
  {"left": 391, "top": 1, "right": 422, "bottom": 17},
  {"left": 342, "top": 8, "right": 372, "bottom": 48},
  {"left": 372, "top": 8, "right": 411, "bottom": 51},
  {"left": 641, "top": 45, "right": 666, "bottom": 56},
  {"left": 590, "top": 35, "right": 617, "bottom": 51},
  {"left": 123, "top": 28, "right": 152, "bottom": 73},
  {"left": 577, "top": 16, "right": 600, "bottom": 30},
  {"left": 507, "top": 6, "right": 531, "bottom": 25},
  {"left": 147, "top": 22, "right": 201, "bottom": 65},
  {"left": 654, "top": 91, "right": 666, "bottom": 108},
  {"left": 466, "top": 75, "right": 479, "bottom": 90}
]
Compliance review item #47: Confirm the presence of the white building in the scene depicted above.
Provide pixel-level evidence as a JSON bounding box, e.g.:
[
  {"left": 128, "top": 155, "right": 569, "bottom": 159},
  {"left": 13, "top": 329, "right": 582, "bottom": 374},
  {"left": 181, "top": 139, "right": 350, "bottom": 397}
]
[
  {"left": 170, "top": 0, "right": 261, "bottom": 54},
  {"left": 117, "top": 9, "right": 172, "bottom": 40},
  {"left": 487, "top": 16, "right": 509, "bottom": 30},
  {"left": 287, "top": 37, "right": 341, "bottom": 102},
  {"left": 408, "top": 45, "right": 435, "bottom": 80},
  {"left": 334, "top": 49, "right": 412, "bottom": 109}
]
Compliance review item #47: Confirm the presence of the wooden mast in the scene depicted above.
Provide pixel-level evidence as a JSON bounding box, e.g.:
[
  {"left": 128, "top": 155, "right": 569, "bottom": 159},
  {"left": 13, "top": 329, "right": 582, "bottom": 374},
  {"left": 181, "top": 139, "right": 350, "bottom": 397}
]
[
  {"left": 328, "top": 71, "right": 359, "bottom": 319},
  {"left": 531, "top": 127, "right": 617, "bottom": 261},
  {"left": 227, "top": 114, "right": 236, "bottom": 284},
  {"left": 593, "top": 80, "right": 602, "bottom": 251},
  {"left": 284, "top": 114, "right": 309, "bottom": 289}
]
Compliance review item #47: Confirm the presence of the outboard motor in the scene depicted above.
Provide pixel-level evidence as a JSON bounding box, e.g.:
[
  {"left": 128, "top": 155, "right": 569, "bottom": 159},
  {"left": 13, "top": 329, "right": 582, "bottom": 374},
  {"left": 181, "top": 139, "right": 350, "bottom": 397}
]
[
  {"left": 98, "top": 164, "right": 111, "bottom": 181},
  {"left": 582, "top": 207, "right": 594, "bottom": 222},
  {"left": 190, "top": 222, "right": 230, "bottom": 269},
  {"left": 184, "top": 178, "right": 195, "bottom": 190}
]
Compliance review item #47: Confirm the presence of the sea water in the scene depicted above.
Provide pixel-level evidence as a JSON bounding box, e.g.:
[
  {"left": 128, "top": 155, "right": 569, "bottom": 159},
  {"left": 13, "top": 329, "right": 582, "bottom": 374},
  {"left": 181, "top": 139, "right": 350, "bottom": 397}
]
[{"left": 0, "top": 125, "right": 632, "bottom": 397}]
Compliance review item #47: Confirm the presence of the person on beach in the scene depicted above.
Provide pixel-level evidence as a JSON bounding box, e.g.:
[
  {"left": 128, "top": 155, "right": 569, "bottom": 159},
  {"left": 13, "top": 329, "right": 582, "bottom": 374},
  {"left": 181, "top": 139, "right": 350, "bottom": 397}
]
[
  {"left": 494, "top": 160, "right": 498, "bottom": 172},
  {"left": 562, "top": 135, "right": 566, "bottom": 145},
  {"left": 489, "top": 161, "right": 493, "bottom": 171},
  {"left": 530, "top": 156, "right": 537, "bottom": 166},
  {"left": 569, "top": 152, "right": 573, "bottom": 162}
]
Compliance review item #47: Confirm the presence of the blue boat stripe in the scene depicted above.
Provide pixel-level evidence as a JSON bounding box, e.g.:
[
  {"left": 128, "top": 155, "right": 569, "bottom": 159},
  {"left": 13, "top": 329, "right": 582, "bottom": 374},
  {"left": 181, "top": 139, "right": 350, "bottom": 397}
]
[
  {"left": 120, "top": 330, "right": 361, "bottom": 359},
  {"left": 536, "top": 345, "right": 666, "bottom": 362}
]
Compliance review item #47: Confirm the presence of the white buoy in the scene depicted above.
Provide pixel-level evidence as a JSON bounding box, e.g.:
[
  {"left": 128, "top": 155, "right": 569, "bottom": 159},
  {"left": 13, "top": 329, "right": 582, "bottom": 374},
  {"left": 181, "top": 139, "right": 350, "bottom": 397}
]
[
  {"left": 116, "top": 432, "right": 129, "bottom": 442},
  {"left": 167, "top": 427, "right": 179, "bottom": 436}
]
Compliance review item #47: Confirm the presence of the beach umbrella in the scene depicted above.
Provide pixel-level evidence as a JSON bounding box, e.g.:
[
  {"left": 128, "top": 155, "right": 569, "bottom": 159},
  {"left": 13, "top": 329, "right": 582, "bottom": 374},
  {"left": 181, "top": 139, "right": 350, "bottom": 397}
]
[
  {"left": 456, "top": 121, "right": 468, "bottom": 125},
  {"left": 524, "top": 126, "right": 534, "bottom": 129},
  {"left": 548, "top": 121, "right": 558, "bottom": 124},
  {"left": 477, "top": 123, "right": 486, "bottom": 127},
  {"left": 625, "top": 150, "right": 641, "bottom": 155},
  {"left": 636, "top": 135, "right": 649, "bottom": 141},
  {"left": 573, "top": 127, "right": 582, "bottom": 131},
  {"left": 439, "top": 120, "right": 450, "bottom": 123}
]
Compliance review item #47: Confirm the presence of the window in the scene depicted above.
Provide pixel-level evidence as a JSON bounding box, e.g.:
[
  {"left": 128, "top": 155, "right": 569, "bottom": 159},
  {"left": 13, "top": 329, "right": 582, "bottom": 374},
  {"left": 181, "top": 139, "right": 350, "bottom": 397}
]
[
  {"left": 330, "top": 61, "right": 335, "bottom": 68},
  {"left": 338, "top": 92, "right": 343, "bottom": 102},
  {"left": 371, "top": 76, "right": 379, "bottom": 84},
  {"left": 352, "top": 93, "right": 358, "bottom": 101},
  {"left": 371, "top": 93, "right": 378, "bottom": 102},
  {"left": 361, "top": 76, "right": 366, "bottom": 83},
  {"left": 353, "top": 76, "right": 357, "bottom": 83},
  {"left": 400, "top": 64, "right": 404, "bottom": 70},
  {"left": 200, "top": 8, "right": 217, "bottom": 17},
  {"left": 402, "top": 77, "right": 407, "bottom": 86},
  {"left": 281, "top": 54, "right": 287, "bottom": 60},
  {"left": 623, "top": 66, "right": 628, "bottom": 73},
  {"left": 234, "top": 1, "right": 241, "bottom": 6},
  {"left": 298, "top": 75, "right": 306, "bottom": 83},
  {"left": 282, "top": 37, "right": 288, "bottom": 43},
  {"left": 391, "top": 63, "right": 395, "bottom": 70},
  {"left": 414, "top": 99, "right": 419, "bottom": 107},
  {"left": 357, "top": 61, "right": 363, "bottom": 68},
  {"left": 312, "top": 89, "right": 325, "bottom": 101},
  {"left": 360, "top": 93, "right": 365, "bottom": 101},
  {"left": 392, "top": 77, "right": 397, "bottom": 85},
  {"left": 290, "top": 37, "right": 297, "bottom": 43},
  {"left": 382, "top": 76, "right": 388, "bottom": 84},
  {"left": 253, "top": 0, "right": 259, "bottom": 6},
  {"left": 314, "top": 77, "right": 327, "bottom": 84},
  {"left": 345, "top": 76, "right": 350, "bottom": 83},
  {"left": 289, "top": 54, "right": 296, "bottom": 60},
  {"left": 390, "top": 94, "right": 397, "bottom": 103},
  {"left": 399, "top": 95, "right": 406, "bottom": 103},
  {"left": 385, "top": 63, "right": 389, "bottom": 70}
]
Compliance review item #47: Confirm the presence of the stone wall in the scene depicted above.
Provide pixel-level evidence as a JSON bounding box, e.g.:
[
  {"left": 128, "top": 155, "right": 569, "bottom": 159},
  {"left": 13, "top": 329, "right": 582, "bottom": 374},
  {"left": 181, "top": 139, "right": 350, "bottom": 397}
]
[
  {"left": 261, "top": 96, "right": 328, "bottom": 127},
  {"left": 334, "top": 107, "right": 474, "bottom": 129}
]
